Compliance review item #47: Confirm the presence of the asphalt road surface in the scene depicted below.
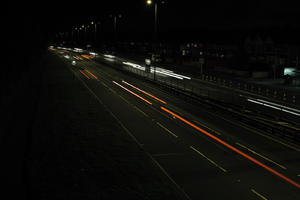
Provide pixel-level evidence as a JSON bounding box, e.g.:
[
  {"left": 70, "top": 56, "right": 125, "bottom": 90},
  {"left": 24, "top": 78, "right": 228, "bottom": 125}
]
[{"left": 53, "top": 49, "right": 300, "bottom": 200}]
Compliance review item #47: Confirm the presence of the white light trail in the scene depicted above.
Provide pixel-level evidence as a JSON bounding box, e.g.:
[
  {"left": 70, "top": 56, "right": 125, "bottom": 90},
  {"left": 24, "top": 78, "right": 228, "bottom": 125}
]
[
  {"left": 247, "top": 98, "right": 300, "bottom": 117},
  {"left": 123, "top": 62, "right": 145, "bottom": 71},
  {"left": 104, "top": 54, "right": 115, "bottom": 58}
]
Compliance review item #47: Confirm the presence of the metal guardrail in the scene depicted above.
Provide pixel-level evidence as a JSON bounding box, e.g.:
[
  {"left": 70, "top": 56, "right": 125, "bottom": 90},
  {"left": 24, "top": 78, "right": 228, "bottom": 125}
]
[{"left": 198, "top": 74, "right": 299, "bottom": 107}]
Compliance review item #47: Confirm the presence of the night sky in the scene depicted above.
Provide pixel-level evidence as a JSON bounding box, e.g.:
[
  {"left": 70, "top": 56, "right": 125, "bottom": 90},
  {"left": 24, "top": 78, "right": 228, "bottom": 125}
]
[{"left": 5, "top": 0, "right": 300, "bottom": 44}]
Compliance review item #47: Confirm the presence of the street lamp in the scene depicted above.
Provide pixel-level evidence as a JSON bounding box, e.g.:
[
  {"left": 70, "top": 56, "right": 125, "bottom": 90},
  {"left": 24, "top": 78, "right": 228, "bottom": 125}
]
[
  {"left": 146, "top": 0, "right": 158, "bottom": 41},
  {"left": 91, "top": 21, "right": 97, "bottom": 45},
  {"left": 75, "top": 27, "right": 80, "bottom": 44},
  {"left": 146, "top": 0, "right": 158, "bottom": 80},
  {"left": 110, "top": 14, "right": 122, "bottom": 52}
]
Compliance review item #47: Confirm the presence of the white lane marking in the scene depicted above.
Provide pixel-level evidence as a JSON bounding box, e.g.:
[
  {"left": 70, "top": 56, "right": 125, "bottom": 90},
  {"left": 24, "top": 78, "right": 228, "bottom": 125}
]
[
  {"left": 251, "top": 189, "right": 268, "bottom": 200},
  {"left": 117, "top": 93, "right": 130, "bottom": 104},
  {"left": 194, "top": 120, "right": 222, "bottom": 135},
  {"left": 207, "top": 111, "right": 300, "bottom": 152},
  {"left": 156, "top": 122, "right": 179, "bottom": 138},
  {"left": 190, "top": 146, "right": 227, "bottom": 173},
  {"left": 133, "top": 106, "right": 149, "bottom": 117},
  {"left": 102, "top": 82, "right": 108, "bottom": 88},
  {"left": 79, "top": 65, "right": 191, "bottom": 200},
  {"left": 108, "top": 87, "right": 116, "bottom": 94},
  {"left": 150, "top": 157, "right": 193, "bottom": 200},
  {"left": 67, "top": 65, "right": 145, "bottom": 147},
  {"left": 237, "top": 122, "right": 300, "bottom": 152},
  {"left": 236, "top": 143, "right": 287, "bottom": 170}
]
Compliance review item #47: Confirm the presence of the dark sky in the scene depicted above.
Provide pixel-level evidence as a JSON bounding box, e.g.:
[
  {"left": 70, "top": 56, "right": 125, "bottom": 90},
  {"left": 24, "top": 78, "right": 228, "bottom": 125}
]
[{"left": 5, "top": 0, "right": 300, "bottom": 44}]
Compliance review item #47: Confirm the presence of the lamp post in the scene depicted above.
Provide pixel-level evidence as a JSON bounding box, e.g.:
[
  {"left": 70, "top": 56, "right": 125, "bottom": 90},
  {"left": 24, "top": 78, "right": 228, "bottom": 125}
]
[
  {"left": 110, "top": 14, "right": 122, "bottom": 53},
  {"left": 146, "top": 0, "right": 158, "bottom": 80},
  {"left": 91, "top": 21, "right": 97, "bottom": 45}
]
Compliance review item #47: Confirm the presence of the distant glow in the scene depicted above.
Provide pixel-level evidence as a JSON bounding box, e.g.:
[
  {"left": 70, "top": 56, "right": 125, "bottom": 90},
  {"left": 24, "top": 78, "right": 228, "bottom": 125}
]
[
  {"left": 147, "top": 0, "right": 152, "bottom": 5},
  {"left": 160, "top": 106, "right": 300, "bottom": 189},
  {"left": 247, "top": 98, "right": 300, "bottom": 117},
  {"left": 150, "top": 67, "right": 191, "bottom": 80},
  {"left": 257, "top": 99, "right": 300, "bottom": 113},
  {"left": 89, "top": 52, "right": 98, "bottom": 56},
  {"left": 122, "top": 80, "right": 167, "bottom": 104},
  {"left": 113, "top": 81, "right": 152, "bottom": 105},
  {"left": 81, "top": 54, "right": 94, "bottom": 59},
  {"left": 104, "top": 58, "right": 115, "bottom": 62},
  {"left": 73, "top": 56, "right": 83, "bottom": 60},
  {"left": 72, "top": 61, "right": 76, "bottom": 65},
  {"left": 145, "top": 58, "right": 151, "bottom": 65},
  {"left": 73, "top": 48, "right": 83, "bottom": 52},
  {"left": 123, "top": 62, "right": 145, "bottom": 71},
  {"left": 284, "top": 68, "right": 296, "bottom": 76},
  {"left": 63, "top": 55, "right": 70, "bottom": 59},
  {"left": 151, "top": 69, "right": 183, "bottom": 80},
  {"left": 104, "top": 54, "right": 115, "bottom": 58}
]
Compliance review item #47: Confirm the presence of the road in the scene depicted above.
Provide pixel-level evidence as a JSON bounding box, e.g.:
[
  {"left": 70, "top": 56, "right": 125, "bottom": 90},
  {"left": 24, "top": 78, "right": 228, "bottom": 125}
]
[
  {"left": 53, "top": 48, "right": 300, "bottom": 199},
  {"left": 96, "top": 52, "right": 300, "bottom": 126}
]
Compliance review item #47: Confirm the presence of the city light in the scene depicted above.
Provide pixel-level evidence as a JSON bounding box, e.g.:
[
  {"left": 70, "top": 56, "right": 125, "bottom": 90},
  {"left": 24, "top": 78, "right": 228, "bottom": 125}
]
[{"left": 104, "top": 54, "right": 115, "bottom": 59}]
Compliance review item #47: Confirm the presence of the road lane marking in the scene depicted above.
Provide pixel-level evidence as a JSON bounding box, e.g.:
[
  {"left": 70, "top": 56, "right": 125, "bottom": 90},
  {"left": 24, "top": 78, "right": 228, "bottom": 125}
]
[
  {"left": 235, "top": 121, "right": 300, "bottom": 152},
  {"left": 207, "top": 109, "right": 300, "bottom": 152},
  {"left": 72, "top": 70, "right": 144, "bottom": 147},
  {"left": 194, "top": 120, "right": 222, "bottom": 135},
  {"left": 149, "top": 157, "right": 192, "bottom": 200},
  {"left": 134, "top": 106, "right": 149, "bottom": 117},
  {"left": 113, "top": 81, "right": 152, "bottom": 105},
  {"left": 85, "top": 69, "right": 98, "bottom": 79},
  {"left": 236, "top": 142, "right": 287, "bottom": 170},
  {"left": 156, "top": 122, "right": 178, "bottom": 138},
  {"left": 79, "top": 70, "right": 90, "bottom": 79},
  {"left": 122, "top": 80, "right": 167, "bottom": 104},
  {"left": 108, "top": 88, "right": 116, "bottom": 94},
  {"left": 251, "top": 189, "right": 268, "bottom": 200},
  {"left": 119, "top": 95, "right": 130, "bottom": 104},
  {"left": 190, "top": 146, "right": 227, "bottom": 173},
  {"left": 160, "top": 106, "right": 300, "bottom": 188},
  {"left": 102, "top": 82, "right": 108, "bottom": 88}
]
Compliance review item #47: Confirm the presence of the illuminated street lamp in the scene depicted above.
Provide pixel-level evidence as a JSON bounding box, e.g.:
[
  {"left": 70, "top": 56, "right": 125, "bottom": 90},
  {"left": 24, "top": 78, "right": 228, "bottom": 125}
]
[
  {"left": 91, "top": 21, "right": 97, "bottom": 44},
  {"left": 146, "top": 0, "right": 158, "bottom": 41},
  {"left": 146, "top": 0, "right": 158, "bottom": 80}
]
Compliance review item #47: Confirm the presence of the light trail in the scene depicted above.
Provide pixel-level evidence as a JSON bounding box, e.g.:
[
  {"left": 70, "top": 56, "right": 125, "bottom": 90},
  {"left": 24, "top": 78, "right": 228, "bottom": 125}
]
[
  {"left": 160, "top": 106, "right": 300, "bottom": 189},
  {"left": 113, "top": 81, "right": 152, "bottom": 105},
  {"left": 123, "top": 62, "right": 145, "bottom": 71},
  {"left": 122, "top": 80, "right": 167, "bottom": 104},
  {"left": 85, "top": 69, "right": 98, "bottom": 80},
  {"left": 247, "top": 98, "right": 300, "bottom": 117},
  {"left": 79, "top": 70, "right": 90, "bottom": 79}
]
